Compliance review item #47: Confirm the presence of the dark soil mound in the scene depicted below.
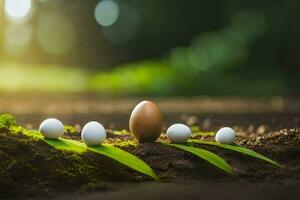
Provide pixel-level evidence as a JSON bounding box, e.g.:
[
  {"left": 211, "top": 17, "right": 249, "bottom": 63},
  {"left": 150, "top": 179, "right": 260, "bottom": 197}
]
[{"left": 0, "top": 127, "right": 299, "bottom": 199}]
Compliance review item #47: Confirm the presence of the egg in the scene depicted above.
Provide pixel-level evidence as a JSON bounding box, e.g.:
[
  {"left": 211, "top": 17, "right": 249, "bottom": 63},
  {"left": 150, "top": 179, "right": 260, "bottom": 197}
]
[
  {"left": 167, "top": 123, "right": 191, "bottom": 143},
  {"left": 129, "top": 100, "right": 163, "bottom": 143},
  {"left": 81, "top": 121, "right": 106, "bottom": 146},
  {"left": 215, "top": 127, "right": 236, "bottom": 144},
  {"left": 39, "top": 118, "right": 64, "bottom": 139}
]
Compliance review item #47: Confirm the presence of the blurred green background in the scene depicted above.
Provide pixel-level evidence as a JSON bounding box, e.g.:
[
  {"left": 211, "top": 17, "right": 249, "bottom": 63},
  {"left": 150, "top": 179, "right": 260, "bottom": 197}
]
[{"left": 0, "top": 0, "right": 299, "bottom": 96}]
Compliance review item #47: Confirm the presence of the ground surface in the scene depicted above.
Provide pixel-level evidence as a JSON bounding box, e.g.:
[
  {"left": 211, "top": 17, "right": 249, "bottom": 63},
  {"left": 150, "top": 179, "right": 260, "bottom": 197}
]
[{"left": 0, "top": 95, "right": 299, "bottom": 199}]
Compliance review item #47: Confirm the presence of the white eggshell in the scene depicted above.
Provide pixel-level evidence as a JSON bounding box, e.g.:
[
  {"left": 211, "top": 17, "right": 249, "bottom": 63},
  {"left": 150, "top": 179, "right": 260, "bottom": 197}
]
[
  {"left": 215, "top": 127, "right": 236, "bottom": 144},
  {"left": 81, "top": 121, "right": 106, "bottom": 146},
  {"left": 167, "top": 123, "right": 191, "bottom": 143},
  {"left": 39, "top": 118, "right": 64, "bottom": 139}
]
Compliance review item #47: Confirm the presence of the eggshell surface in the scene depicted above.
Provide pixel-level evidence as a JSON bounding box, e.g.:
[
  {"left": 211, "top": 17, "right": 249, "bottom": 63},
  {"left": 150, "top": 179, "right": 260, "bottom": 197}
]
[
  {"left": 215, "top": 127, "right": 236, "bottom": 144},
  {"left": 39, "top": 118, "right": 64, "bottom": 139},
  {"left": 167, "top": 123, "right": 191, "bottom": 143},
  {"left": 129, "top": 101, "right": 163, "bottom": 143},
  {"left": 81, "top": 121, "right": 106, "bottom": 146}
]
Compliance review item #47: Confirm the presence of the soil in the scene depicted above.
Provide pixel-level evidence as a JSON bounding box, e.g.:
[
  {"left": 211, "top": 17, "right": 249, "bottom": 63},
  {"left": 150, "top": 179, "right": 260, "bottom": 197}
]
[{"left": 0, "top": 95, "right": 299, "bottom": 199}]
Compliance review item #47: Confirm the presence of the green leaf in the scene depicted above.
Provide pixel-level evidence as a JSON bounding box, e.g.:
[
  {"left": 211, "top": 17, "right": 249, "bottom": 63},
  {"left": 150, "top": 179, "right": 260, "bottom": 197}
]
[
  {"left": 190, "top": 140, "right": 282, "bottom": 168},
  {"left": 20, "top": 129, "right": 87, "bottom": 153},
  {"left": 87, "top": 145, "right": 159, "bottom": 180},
  {"left": 165, "top": 143, "right": 232, "bottom": 174},
  {"left": 44, "top": 139, "right": 87, "bottom": 154},
  {"left": 21, "top": 129, "right": 159, "bottom": 180}
]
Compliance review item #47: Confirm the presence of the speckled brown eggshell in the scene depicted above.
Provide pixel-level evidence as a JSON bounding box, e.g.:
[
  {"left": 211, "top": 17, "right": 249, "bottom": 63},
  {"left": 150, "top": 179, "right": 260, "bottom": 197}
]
[{"left": 129, "top": 101, "right": 163, "bottom": 143}]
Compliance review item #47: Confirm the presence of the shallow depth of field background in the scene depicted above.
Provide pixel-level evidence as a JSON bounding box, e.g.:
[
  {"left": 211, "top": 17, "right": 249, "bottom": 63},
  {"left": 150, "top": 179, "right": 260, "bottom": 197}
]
[{"left": 0, "top": 0, "right": 299, "bottom": 96}]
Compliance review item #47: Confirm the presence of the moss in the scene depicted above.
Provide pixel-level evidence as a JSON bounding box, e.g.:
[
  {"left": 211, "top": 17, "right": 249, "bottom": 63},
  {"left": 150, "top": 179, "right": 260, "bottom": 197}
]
[
  {"left": 191, "top": 126, "right": 201, "bottom": 132},
  {"left": 0, "top": 114, "right": 16, "bottom": 129},
  {"left": 191, "top": 131, "right": 215, "bottom": 137},
  {"left": 190, "top": 126, "right": 215, "bottom": 137},
  {"left": 106, "top": 137, "right": 138, "bottom": 148},
  {"left": 113, "top": 129, "right": 131, "bottom": 136},
  {"left": 64, "top": 125, "right": 77, "bottom": 134}
]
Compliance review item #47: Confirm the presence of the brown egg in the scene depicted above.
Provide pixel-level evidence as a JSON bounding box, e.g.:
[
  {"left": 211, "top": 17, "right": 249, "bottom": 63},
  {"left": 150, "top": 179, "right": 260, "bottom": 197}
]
[{"left": 129, "top": 101, "right": 163, "bottom": 143}]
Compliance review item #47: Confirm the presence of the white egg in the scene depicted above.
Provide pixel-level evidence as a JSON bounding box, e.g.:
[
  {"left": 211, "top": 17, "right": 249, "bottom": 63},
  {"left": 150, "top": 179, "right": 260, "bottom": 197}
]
[
  {"left": 167, "top": 123, "right": 191, "bottom": 143},
  {"left": 39, "top": 118, "right": 64, "bottom": 139},
  {"left": 215, "top": 127, "right": 236, "bottom": 144},
  {"left": 81, "top": 121, "right": 106, "bottom": 146}
]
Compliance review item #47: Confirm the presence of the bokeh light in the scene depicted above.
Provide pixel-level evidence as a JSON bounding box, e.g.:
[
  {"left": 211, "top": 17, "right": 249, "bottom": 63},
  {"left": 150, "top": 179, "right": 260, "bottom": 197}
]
[
  {"left": 0, "top": 1, "right": 297, "bottom": 96},
  {"left": 169, "top": 11, "right": 266, "bottom": 74},
  {"left": 4, "top": 0, "right": 32, "bottom": 22},
  {"left": 37, "top": 11, "right": 76, "bottom": 56},
  {"left": 101, "top": 3, "right": 141, "bottom": 45},
  {"left": 4, "top": 24, "right": 32, "bottom": 56},
  {"left": 94, "top": 0, "right": 119, "bottom": 27}
]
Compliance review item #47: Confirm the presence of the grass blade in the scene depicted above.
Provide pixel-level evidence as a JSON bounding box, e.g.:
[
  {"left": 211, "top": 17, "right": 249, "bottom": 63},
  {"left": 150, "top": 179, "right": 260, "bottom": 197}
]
[
  {"left": 165, "top": 143, "right": 232, "bottom": 174},
  {"left": 190, "top": 140, "right": 282, "bottom": 168},
  {"left": 45, "top": 138, "right": 87, "bottom": 154},
  {"left": 88, "top": 145, "right": 159, "bottom": 180},
  {"left": 20, "top": 128, "right": 88, "bottom": 153},
  {"left": 20, "top": 128, "right": 158, "bottom": 180}
]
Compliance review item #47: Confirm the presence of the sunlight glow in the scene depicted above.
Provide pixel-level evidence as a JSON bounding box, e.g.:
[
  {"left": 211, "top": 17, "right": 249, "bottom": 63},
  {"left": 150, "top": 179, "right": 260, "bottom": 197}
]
[
  {"left": 37, "top": 12, "right": 76, "bottom": 55},
  {"left": 4, "top": 0, "right": 32, "bottom": 21},
  {"left": 4, "top": 24, "right": 32, "bottom": 55},
  {"left": 94, "top": 0, "right": 119, "bottom": 27}
]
